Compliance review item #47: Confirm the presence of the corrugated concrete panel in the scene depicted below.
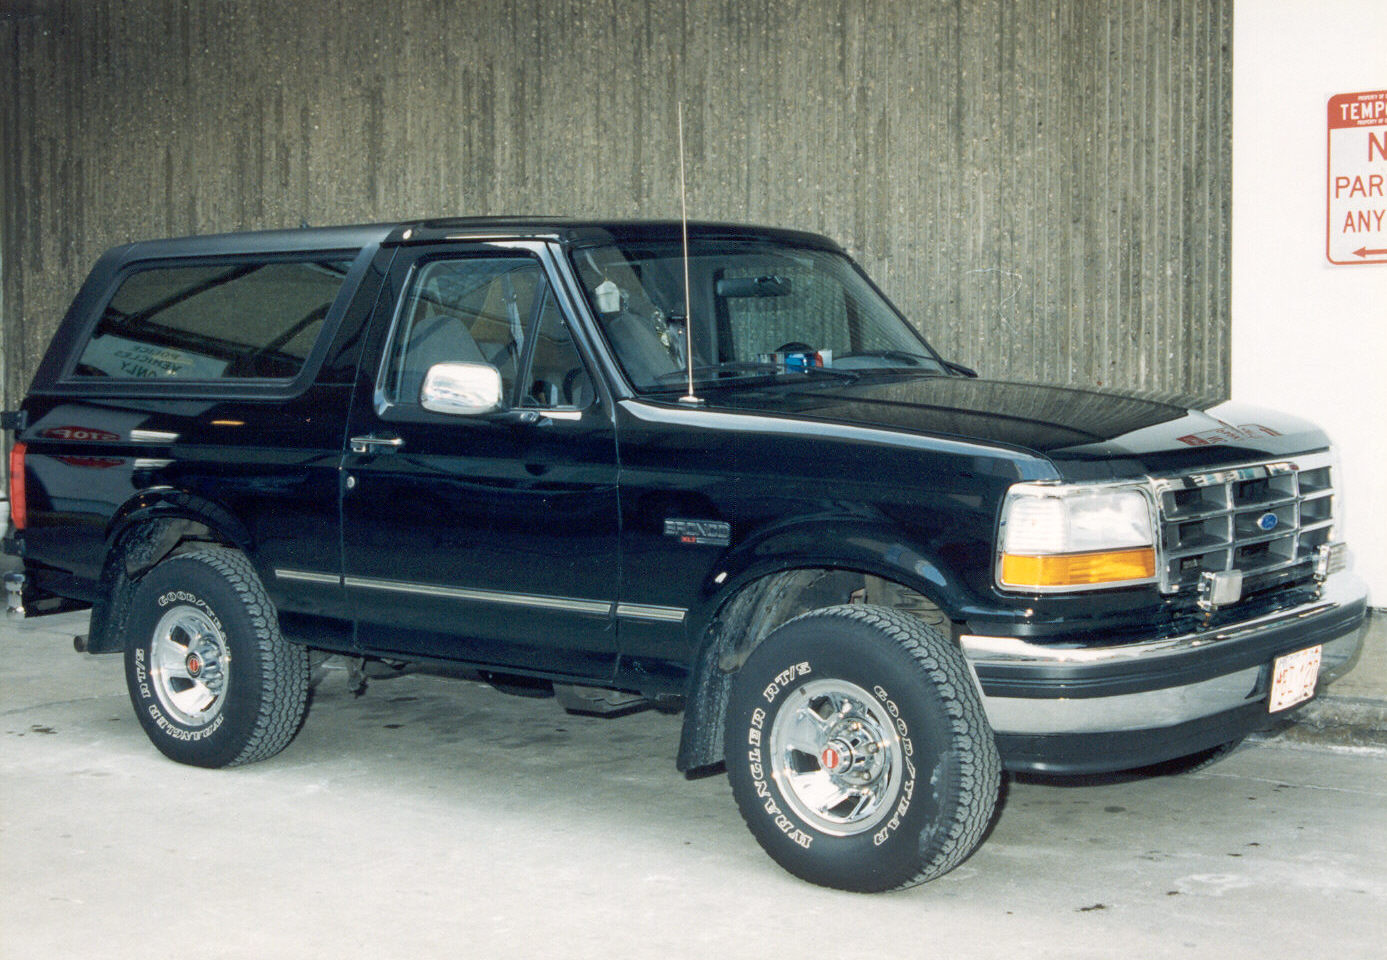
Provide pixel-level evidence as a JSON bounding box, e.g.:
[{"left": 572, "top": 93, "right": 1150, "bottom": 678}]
[{"left": 0, "top": 0, "right": 1231, "bottom": 408}]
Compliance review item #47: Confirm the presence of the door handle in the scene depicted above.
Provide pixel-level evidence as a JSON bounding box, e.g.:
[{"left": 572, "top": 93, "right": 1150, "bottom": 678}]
[{"left": 349, "top": 435, "right": 405, "bottom": 454}]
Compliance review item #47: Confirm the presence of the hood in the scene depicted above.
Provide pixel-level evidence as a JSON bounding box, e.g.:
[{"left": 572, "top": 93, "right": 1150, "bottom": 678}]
[{"left": 700, "top": 376, "right": 1330, "bottom": 480}]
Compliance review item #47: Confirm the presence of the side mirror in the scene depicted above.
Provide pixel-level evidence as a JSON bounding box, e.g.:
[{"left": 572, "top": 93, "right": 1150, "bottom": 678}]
[{"left": 420, "top": 362, "right": 504, "bottom": 416}]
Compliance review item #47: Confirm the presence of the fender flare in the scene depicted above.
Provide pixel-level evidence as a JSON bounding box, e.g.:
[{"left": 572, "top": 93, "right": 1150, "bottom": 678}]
[
  {"left": 675, "top": 516, "right": 984, "bottom": 773},
  {"left": 85, "top": 490, "right": 255, "bottom": 654},
  {"left": 686, "top": 515, "right": 982, "bottom": 639},
  {"left": 105, "top": 489, "right": 253, "bottom": 557}
]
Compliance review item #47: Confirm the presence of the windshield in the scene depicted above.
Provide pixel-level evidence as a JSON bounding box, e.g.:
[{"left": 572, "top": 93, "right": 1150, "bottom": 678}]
[{"left": 569, "top": 238, "right": 946, "bottom": 392}]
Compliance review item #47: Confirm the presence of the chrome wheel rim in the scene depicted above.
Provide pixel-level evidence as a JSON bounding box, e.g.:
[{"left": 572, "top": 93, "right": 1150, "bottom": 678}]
[
  {"left": 149, "top": 606, "right": 231, "bottom": 726},
  {"left": 768, "top": 678, "right": 904, "bottom": 836}
]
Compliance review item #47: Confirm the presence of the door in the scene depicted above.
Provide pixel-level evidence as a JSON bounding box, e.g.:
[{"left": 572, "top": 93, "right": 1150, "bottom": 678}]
[{"left": 341, "top": 242, "right": 619, "bottom": 680}]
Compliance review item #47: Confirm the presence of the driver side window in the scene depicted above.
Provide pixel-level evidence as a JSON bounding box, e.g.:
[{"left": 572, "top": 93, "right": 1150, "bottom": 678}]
[{"left": 382, "top": 255, "right": 591, "bottom": 411}]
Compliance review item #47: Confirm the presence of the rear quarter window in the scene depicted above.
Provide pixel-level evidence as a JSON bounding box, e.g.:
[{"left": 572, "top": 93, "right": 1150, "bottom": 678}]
[{"left": 73, "top": 257, "right": 352, "bottom": 380}]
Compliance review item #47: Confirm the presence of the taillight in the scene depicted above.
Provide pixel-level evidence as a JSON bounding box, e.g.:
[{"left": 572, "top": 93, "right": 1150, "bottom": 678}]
[{"left": 8, "top": 441, "right": 26, "bottom": 531}]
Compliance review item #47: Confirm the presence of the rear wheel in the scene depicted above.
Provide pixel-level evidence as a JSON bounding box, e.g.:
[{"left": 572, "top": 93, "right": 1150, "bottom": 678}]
[
  {"left": 725, "top": 604, "right": 1000, "bottom": 892},
  {"left": 123, "top": 547, "right": 308, "bottom": 767}
]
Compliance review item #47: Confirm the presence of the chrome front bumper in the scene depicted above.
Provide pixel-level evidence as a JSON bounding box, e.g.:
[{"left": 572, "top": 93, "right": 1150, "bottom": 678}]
[{"left": 961, "top": 573, "right": 1369, "bottom": 740}]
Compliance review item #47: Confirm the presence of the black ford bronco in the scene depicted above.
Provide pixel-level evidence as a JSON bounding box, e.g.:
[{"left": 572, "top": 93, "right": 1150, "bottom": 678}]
[{"left": 4, "top": 219, "right": 1368, "bottom": 891}]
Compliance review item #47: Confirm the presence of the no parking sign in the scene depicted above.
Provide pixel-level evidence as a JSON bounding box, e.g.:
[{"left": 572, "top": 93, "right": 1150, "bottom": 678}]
[{"left": 1327, "top": 89, "right": 1387, "bottom": 265}]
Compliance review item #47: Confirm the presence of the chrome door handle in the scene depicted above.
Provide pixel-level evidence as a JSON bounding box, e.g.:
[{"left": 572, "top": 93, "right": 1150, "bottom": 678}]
[{"left": 349, "top": 435, "right": 405, "bottom": 454}]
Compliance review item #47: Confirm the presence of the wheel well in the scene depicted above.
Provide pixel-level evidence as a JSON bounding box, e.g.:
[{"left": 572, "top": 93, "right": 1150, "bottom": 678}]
[
  {"left": 84, "top": 517, "right": 237, "bottom": 655},
  {"left": 675, "top": 567, "right": 951, "bottom": 773}
]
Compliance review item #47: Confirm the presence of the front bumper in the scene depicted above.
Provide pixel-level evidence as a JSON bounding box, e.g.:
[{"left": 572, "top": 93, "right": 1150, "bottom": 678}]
[{"left": 961, "top": 573, "right": 1370, "bottom": 774}]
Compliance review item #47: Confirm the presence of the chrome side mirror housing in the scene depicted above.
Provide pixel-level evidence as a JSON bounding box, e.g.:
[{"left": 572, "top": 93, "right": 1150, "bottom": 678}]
[{"left": 420, "top": 362, "right": 504, "bottom": 416}]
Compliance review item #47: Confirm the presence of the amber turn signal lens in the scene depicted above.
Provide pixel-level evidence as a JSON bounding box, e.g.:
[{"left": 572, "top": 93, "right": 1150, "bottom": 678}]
[{"left": 1000, "top": 547, "right": 1156, "bottom": 588}]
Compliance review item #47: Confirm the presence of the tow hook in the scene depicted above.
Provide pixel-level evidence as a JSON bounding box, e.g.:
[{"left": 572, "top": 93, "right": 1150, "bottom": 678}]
[{"left": 5, "top": 571, "right": 25, "bottom": 620}]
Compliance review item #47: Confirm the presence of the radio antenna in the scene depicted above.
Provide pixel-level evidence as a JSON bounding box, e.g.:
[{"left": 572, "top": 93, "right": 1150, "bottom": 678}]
[{"left": 676, "top": 102, "right": 701, "bottom": 405}]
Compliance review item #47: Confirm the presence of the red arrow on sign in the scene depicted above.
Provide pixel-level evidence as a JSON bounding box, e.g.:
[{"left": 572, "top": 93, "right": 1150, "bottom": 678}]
[{"left": 1353, "top": 247, "right": 1387, "bottom": 257}]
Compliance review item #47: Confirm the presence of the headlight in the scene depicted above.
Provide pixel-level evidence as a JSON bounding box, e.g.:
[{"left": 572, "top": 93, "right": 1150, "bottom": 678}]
[{"left": 998, "top": 482, "right": 1157, "bottom": 591}]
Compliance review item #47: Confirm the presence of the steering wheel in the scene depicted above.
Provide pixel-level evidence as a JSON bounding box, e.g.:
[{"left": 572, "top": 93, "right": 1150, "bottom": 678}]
[{"left": 562, "top": 367, "right": 593, "bottom": 407}]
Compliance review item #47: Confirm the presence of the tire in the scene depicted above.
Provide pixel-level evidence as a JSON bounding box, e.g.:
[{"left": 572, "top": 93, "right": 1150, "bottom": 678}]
[
  {"left": 725, "top": 604, "right": 1000, "bottom": 892},
  {"left": 123, "top": 547, "right": 309, "bottom": 768}
]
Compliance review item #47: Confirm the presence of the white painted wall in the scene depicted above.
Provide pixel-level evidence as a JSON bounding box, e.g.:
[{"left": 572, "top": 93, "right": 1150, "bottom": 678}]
[{"left": 1233, "top": 0, "right": 1387, "bottom": 604}]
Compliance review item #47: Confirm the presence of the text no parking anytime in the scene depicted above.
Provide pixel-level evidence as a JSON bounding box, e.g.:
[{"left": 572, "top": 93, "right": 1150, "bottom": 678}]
[{"left": 1327, "top": 89, "right": 1387, "bottom": 265}]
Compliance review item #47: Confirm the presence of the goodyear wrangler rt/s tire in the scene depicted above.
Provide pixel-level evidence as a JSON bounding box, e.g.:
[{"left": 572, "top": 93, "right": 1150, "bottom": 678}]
[
  {"left": 725, "top": 604, "right": 1000, "bottom": 892},
  {"left": 123, "top": 547, "right": 309, "bottom": 768}
]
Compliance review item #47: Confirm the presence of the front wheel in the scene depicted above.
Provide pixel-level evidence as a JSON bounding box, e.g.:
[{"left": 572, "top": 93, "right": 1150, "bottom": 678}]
[
  {"left": 725, "top": 604, "right": 1000, "bottom": 892},
  {"left": 123, "top": 547, "right": 308, "bottom": 768}
]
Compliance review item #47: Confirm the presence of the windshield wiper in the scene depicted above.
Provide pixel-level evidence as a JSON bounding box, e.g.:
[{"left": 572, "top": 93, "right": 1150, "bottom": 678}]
[
  {"left": 651, "top": 360, "right": 780, "bottom": 384},
  {"left": 835, "top": 349, "right": 940, "bottom": 368},
  {"left": 652, "top": 360, "right": 859, "bottom": 387},
  {"left": 785, "top": 365, "right": 857, "bottom": 382}
]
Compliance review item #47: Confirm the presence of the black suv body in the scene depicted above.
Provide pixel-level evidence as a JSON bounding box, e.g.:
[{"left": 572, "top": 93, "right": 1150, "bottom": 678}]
[{"left": 5, "top": 219, "right": 1368, "bottom": 891}]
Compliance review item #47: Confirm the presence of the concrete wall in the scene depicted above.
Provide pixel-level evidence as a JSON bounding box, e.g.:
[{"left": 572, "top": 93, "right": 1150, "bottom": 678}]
[
  {"left": 1232, "top": 0, "right": 1387, "bottom": 602},
  {"left": 1, "top": 0, "right": 1233, "bottom": 413}
]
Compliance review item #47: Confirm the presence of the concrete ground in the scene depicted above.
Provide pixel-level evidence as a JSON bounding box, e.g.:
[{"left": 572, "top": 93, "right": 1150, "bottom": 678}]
[
  {"left": 1282, "top": 608, "right": 1387, "bottom": 750},
  {"left": 2, "top": 610, "right": 1385, "bottom": 960}
]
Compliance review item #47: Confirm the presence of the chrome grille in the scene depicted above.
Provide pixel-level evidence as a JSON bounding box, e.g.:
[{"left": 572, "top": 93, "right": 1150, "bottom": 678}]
[{"left": 1153, "top": 452, "right": 1335, "bottom": 593}]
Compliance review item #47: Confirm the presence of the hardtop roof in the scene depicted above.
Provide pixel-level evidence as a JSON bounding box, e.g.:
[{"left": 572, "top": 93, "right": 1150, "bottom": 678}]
[{"left": 106, "top": 217, "right": 844, "bottom": 263}]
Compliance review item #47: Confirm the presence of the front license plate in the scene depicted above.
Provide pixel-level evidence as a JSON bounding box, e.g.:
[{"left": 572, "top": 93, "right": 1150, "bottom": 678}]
[{"left": 1268, "top": 645, "right": 1322, "bottom": 712}]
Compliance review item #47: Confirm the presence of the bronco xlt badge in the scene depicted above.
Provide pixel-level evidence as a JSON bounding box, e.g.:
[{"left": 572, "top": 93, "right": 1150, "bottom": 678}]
[{"left": 663, "top": 518, "right": 732, "bottom": 546}]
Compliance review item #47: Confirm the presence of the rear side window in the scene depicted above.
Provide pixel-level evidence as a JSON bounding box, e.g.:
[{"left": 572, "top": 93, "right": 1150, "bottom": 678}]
[{"left": 74, "top": 258, "right": 352, "bottom": 380}]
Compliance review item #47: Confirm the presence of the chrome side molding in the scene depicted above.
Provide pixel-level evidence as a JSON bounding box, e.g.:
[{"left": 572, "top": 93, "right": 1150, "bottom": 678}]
[{"left": 273, "top": 568, "right": 687, "bottom": 624}]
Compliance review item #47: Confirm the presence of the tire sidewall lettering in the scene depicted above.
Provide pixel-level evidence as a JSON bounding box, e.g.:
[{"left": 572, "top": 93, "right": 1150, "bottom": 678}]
[
  {"left": 135, "top": 590, "right": 229, "bottom": 740},
  {"left": 133, "top": 646, "right": 151, "bottom": 699},
  {"left": 747, "top": 675, "right": 814, "bottom": 850},
  {"left": 156, "top": 589, "right": 223, "bottom": 633},
  {"left": 870, "top": 683, "right": 917, "bottom": 847},
  {"left": 761, "top": 660, "right": 811, "bottom": 704},
  {"left": 146, "top": 702, "right": 225, "bottom": 741}
]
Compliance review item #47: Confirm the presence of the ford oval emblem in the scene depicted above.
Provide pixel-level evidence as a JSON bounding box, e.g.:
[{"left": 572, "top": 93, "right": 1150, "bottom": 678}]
[{"left": 1257, "top": 512, "right": 1279, "bottom": 532}]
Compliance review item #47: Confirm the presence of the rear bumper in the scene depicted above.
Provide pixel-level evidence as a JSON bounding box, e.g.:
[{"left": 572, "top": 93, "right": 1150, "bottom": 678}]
[{"left": 961, "top": 573, "right": 1370, "bottom": 774}]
